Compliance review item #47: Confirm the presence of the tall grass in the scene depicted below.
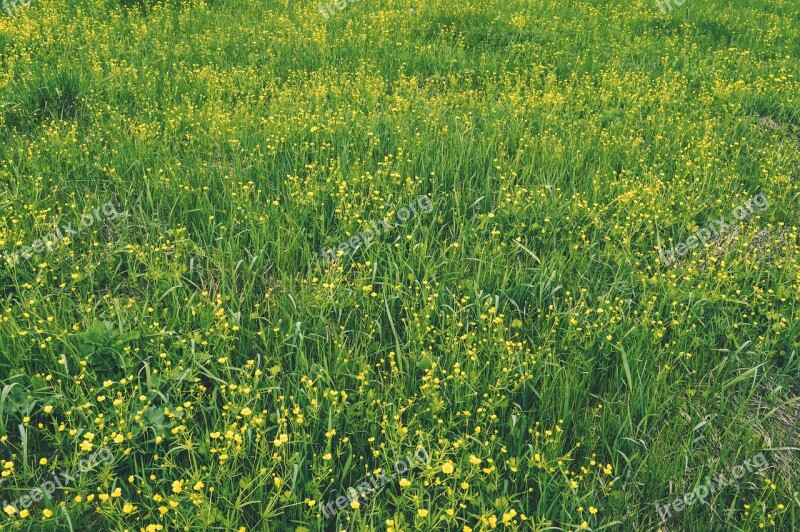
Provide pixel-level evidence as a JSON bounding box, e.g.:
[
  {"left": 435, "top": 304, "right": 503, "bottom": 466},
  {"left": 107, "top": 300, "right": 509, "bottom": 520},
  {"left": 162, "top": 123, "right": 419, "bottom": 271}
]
[{"left": 0, "top": 0, "right": 798, "bottom": 529}]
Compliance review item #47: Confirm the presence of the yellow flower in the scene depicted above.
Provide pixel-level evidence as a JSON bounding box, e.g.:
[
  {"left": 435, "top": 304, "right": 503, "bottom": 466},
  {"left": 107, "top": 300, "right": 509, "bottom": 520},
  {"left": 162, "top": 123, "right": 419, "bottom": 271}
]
[
  {"left": 42, "top": 508, "right": 53, "bottom": 518},
  {"left": 43, "top": 405, "right": 53, "bottom": 413},
  {"left": 172, "top": 480, "right": 184, "bottom": 494},
  {"left": 19, "top": 509, "right": 29, "bottom": 518},
  {"left": 39, "top": 457, "right": 48, "bottom": 465},
  {"left": 417, "top": 509, "right": 429, "bottom": 517},
  {"left": 502, "top": 509, "right": 517, "bottom": 525},
  {"left": 441, "top": 462, "right": 455, "bottom": 474},
  {"left": 323, "top": 453, "right": 332, "bottom": 460},
  {"left": 580, "top": 522, "right": 589, "bottom": 530},
  {"left": 350, "top": 500, "right": 360, "bottom": 509},
  {"left": 399, "top": 478, "right": 411, "bottom": 487},
  {"left": 469, "top": 455, "right": 482, "bottom": 465},
  {"left": 123, "top": 503, "right": 135, "bottom": 514},
  {"left": 589, "top": 506, "right": 598, "bottom": 515},
  {"left": 193, "top": 481, "right": 204, "bottom": 491},
  {"left": 241, "top": 407, "right": 252, "bottom": 416}
]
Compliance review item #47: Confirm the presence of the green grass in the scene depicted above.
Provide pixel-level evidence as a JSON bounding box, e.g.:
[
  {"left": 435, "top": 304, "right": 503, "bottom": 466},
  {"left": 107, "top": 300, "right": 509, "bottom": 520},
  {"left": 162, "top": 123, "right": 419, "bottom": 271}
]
[{"left": 0, "top": 0, "right": 798, "bottom": 530}]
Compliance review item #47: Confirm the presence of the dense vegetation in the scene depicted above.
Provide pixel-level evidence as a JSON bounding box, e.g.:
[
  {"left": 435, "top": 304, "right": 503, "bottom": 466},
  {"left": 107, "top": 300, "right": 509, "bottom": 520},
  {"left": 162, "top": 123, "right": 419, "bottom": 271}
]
[{"left": 1, "top": 0, "right": 798, "bottom": 530}]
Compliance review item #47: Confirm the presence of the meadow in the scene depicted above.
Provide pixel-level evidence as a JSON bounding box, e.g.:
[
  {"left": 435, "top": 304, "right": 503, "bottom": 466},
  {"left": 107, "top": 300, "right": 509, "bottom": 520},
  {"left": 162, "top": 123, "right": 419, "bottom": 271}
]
[{"left": 0, "top": 0, "right": 799, "bottom": 530}]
